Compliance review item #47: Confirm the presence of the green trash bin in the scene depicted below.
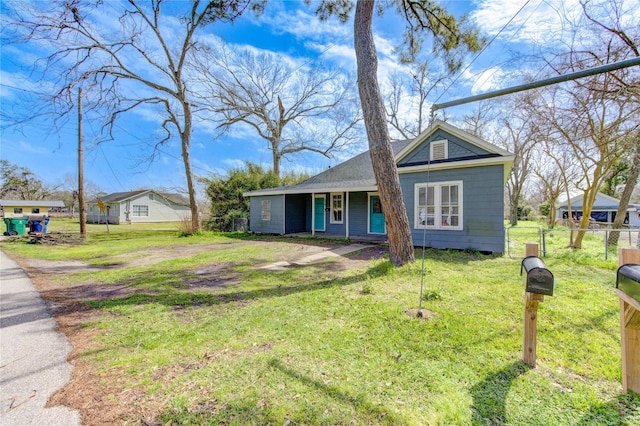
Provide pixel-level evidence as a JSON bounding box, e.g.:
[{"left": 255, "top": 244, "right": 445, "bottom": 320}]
[{"left": 3, "top": 217, "right": 28, "bottom": 236}]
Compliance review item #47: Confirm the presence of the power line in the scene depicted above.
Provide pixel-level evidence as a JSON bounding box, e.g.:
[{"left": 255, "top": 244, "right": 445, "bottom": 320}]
[
  {"left": 0, "top": 83, "right": 47, "bottom": 95},
  {"left": 432, "top": 0, "right": 533, "bottom": 107}
]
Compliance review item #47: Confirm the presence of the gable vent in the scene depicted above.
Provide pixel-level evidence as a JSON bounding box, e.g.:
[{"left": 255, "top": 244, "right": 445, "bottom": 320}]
[{"left": 431, "top": 140, "right": 448, "bottom": 161}]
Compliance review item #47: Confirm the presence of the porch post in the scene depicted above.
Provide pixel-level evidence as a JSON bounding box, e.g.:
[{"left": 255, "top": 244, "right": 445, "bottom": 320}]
[
  {"left": 345, "top": 192, "right": 350, "bottom": 238},
  {"left": 311, "top": 192, "right": 315, "bottom": 237},
  {"left": 282, "top": 194, "right": 286, "bottom": 235}
]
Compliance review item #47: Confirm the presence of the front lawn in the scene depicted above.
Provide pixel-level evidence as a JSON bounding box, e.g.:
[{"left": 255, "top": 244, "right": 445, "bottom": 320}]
[{"left": 1, "top": 229, "right": 638, "bottom": 425}]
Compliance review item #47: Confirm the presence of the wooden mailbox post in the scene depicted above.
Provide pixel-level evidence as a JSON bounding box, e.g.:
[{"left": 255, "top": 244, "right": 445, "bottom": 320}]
[
  {"left": 617, "top": 247, "right": 640, "bottom": 393},
  {"left": 522, "top": 242, "right": 554, "bottom": 368}
]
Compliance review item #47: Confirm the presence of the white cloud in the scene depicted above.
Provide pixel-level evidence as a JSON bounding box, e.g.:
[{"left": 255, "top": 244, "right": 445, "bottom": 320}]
[
  {"left": 464, "top": 66, "right": 506, "bottom": 95},
  {"left": 221, "top": 158, "right": 246, "bottom": 169},
  {"left": 261, "top": 6, "right": 352, "bottom": 41},
  {"left": 471, "top": 0, "right": 582, "bottom": 45}
]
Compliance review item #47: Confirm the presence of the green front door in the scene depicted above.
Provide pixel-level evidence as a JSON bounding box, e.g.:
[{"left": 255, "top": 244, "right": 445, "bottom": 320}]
[
  {"left": 314, "top": 196, "right": 325, "bottom": 231},
  {"left": 369, "top": 195, "right": 385, "bottom": 234}
]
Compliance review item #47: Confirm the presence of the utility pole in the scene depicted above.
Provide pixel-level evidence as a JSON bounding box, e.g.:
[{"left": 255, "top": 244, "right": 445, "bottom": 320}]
[{"left": 78, "top": 88, "right": 86, "bottom": 236}]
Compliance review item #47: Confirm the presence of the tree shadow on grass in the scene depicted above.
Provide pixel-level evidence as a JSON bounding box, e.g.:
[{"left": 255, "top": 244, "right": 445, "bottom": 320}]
[
  {"left": 578, "top": 391, "right": 640, "bottom": 425},
  {"left": 470, "top": 361, "right": 529, "bottom": 425},
  {"left": 74, "top": 260, "right": 394, "bottom": 311},
  {"left": 267, "top": 357, "right": 407, "bottom": 425}
]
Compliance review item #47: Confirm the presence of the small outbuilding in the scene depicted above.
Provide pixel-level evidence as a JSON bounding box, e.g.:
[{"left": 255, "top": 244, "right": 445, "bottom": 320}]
[
  {"left": 87, "top": 190, "right": 191, "bottom": 224},
  {"left": 244, "top": 120, "right": 514, "bottom": 254},
  {"left": 0, "top": 199, "right": 65, "bottom": 218},
  {"left": 555, "top": 193, "right": 640, "bottom": 228}
]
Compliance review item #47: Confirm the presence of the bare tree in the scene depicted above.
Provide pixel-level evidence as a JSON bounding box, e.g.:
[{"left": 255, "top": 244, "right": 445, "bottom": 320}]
[
  {"left": 194, "top": 44, "right": 363, "bottom": 177},
  {"left": 608, "top": 138, "right": 640, "bottom": 244},
  {"left": 531, "top": 75, "right": 638, "bottom": 247},
  {"left": 5, "top": 0, "right": 258, "bottom": 232},
  {"left": 578, "top": 0, "right": 640, "bottom": 245},
  {"left": 533, "top": 156, "right": 570, "bottom": 229},
  {"left": 384, "top": 61, "right": 449, "bottom": 139},
  {"left": 499, "top": 110, "right": 537, "bottom": 226},
  {"left": 460, "top": 101, "right": 500, "bottom": 141}
]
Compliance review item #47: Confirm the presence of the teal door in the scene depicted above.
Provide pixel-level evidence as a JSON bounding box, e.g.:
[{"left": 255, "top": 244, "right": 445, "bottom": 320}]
[
  {"left": 314, "top": 196, "right": 325, "bottom": 231},
  {"left": 369, "top": 195, "right": 385, "bottom": 234}
]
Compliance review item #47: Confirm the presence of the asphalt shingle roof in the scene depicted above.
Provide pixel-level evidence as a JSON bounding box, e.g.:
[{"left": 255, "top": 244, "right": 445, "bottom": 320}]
[
  {"left": 245, "top": 140, "right": 412, "bottom": 196},
  {"left": 90, "top": 190, "right": 189, "bottom": 206}
]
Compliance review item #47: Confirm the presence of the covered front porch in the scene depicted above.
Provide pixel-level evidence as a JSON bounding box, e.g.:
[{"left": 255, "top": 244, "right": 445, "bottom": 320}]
[{"left": 283, "top": 191, "right": 387, "bottom": 240}]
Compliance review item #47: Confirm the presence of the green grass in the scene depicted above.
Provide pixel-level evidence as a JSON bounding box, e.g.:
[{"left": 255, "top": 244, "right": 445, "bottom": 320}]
[{"left": 1, "top": 226, "right": 639, "bottom": 425}]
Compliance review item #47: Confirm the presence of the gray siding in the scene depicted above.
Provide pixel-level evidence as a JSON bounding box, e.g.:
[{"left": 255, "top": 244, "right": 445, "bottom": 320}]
[
  {"left": 249, "top": 195, "right": 285, "bottom": 234},
  {"left": 348, "top": 192, "right": 371, "bottom": 236},
  {"left": 86, "top": 193, "right": 189, "bottom": 224},
  {"left": 399, "top": 129, "right": 489, "bottom": 165},
  {"left": 400, "top": 165, "right": 506, "bottom": 253}
]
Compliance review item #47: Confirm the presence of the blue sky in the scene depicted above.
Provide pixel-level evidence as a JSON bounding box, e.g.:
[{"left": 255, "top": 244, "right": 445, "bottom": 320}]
[{"left": 0, "top": 0, "right": 624, "bottom": 197}]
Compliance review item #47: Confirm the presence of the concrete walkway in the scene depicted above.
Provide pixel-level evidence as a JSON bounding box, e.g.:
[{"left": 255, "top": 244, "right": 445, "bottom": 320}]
[
  {"left": 260, "top": 243, "right": 374, "bottom": 271},
  {"left": 0, "top": 250, "right": 81, "bottom": 425}
]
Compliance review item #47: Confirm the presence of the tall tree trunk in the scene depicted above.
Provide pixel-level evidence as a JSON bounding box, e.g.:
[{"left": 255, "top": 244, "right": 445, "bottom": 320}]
[
  {"left": 608, "top": 141, "right": 640, "bottom": 245},
  {"left": 273, "top": 152, "right": 281, "bottom": 178},
  {"left": 509, "top": 203, "right": 518, "bottom": 226},
  {"left": 181, "top": 106, "right": 200, "bottom": 232},
  {"left": 354, "top": 0, "right": 414, "bottom": 266},
  {"left": 548, "top": 203, "right": 556, "bottom": 229}
]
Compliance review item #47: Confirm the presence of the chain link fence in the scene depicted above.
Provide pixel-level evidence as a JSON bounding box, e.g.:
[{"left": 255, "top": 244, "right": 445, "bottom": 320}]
[
  {"left": 506, "top": 225, "right": 639, "bottom": 260},
  {"left": 205, "top": 217, "right": 248, "bottom": 232}
]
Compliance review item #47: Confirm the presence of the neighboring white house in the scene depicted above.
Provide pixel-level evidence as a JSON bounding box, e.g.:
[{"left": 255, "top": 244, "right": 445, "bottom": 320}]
[
  {"left": 87, "top": 190, "right": 191, "bottom": 224},
  {"left": 0, "top": 199, "right": 65, "bottom": 218},
  {"left": 556, "top": 193, "right": 640, "bottom": 228}
]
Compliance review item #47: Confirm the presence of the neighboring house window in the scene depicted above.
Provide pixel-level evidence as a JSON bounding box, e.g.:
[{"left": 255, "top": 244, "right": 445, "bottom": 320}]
[
  {"left": 415, "top": 181, "right": 463, "bottom": 230},
  {"left": 330, "top": 193, "right": 343, "bottom": 224},
  {"left": 32, "top": 208, "right": 40, "bottom": 214},
  {"left": 430, "top": 140, "right": 448, "bottom": 161},
  {"left": 14, "top": 208, "right": 22, "bottom": 214},
  {"left": 132, "top": 205, "right": 149, "bottom": 217},
  {"left": 261, "top": 200, "right": 271, "bottom": 221}
]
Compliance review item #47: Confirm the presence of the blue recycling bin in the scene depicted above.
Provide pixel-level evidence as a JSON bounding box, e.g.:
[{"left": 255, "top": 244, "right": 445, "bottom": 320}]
[{"left": 27, "top": 216, "right": 49, "bottom": 234}]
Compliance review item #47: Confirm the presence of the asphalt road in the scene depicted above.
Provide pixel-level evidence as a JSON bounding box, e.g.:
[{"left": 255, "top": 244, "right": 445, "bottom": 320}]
[{"left": 0, "top": 249, "right": 81, "bottom": 425}]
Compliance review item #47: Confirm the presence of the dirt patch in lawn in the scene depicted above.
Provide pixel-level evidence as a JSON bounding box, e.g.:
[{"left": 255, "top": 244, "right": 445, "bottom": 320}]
[{"left": 5, "top": 239, "right": 389, "bottom": 425}]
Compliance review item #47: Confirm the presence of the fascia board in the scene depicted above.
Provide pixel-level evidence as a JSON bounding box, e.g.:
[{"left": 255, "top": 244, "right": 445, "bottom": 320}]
[
  {"left": 244, "top": 185, "right": 378, "bottom": 197},
  {"left": 397, "top": 155, "right": 516, "bottom": 175}
]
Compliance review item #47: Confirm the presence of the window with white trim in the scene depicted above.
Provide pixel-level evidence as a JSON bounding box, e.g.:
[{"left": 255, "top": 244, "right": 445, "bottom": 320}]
[
  {"left": 430, "top": 140, "right": 448, "bottom": 161},
  {"left": 415, "top": 181, "right": 462, "bottom": 230},
  {"left": 330, "top": 193, "right": 343, "bottom": 224},
  {"left": 132, "top": 205, "right": 149, "bottom": 217},
  {"left": 261, "top": 200, "right": 271, "bottom": 221}
]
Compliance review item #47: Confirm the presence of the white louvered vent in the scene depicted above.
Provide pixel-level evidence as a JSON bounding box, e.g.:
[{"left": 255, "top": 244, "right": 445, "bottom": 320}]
[{"left": 431, "top": 140, "right": 448, "bottom": 161}]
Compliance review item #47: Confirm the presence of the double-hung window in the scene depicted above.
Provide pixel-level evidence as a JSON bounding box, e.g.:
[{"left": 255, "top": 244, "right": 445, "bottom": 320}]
[
  {"left": 415, "top": 181, "right": 463, "bottom": 230},
  {"left": 132, "top": 205, "right": 149, "bottom": 217},
  {"left": 330, "top": 193, "right": 343, "bottom": 224}
]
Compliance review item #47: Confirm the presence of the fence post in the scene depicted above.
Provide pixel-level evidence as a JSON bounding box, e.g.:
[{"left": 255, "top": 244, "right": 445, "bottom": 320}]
[
  {"left": 617, "top": 247, "right": 640, "bottom": 393},
  {"left": 605, "top": 229, "right": 609, "bottom": 260},
  {"left": 542, "top": 230, "right": 547, "bottom": 257}
]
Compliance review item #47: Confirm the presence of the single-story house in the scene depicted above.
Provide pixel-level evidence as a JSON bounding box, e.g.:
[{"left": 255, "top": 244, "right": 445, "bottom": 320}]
[
  {"left": 244, "top": 120, "right": 514, "bottom": 253},
  {"left": 0, "top": 199, "right": 65, "bottom": 218},
  {"left": 556, "top": 193, "right": 640, "bottom": 228},
  {"left": 87, "top": 190, "right": 191, "bottom": 224}
]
